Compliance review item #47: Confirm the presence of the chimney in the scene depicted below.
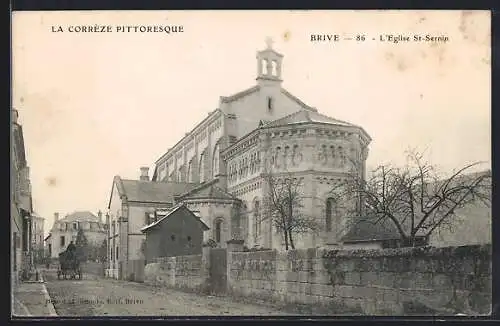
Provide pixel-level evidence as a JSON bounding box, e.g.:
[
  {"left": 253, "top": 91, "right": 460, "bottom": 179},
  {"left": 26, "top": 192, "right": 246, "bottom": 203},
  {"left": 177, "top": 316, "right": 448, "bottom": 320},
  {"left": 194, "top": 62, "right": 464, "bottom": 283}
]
[
  {"left": 54, "top": 212, "right": 59, "bottom": 222},
  {"left": 97, "top": 210, "right": 103, "bottom": 222},
  {"left": 140, "top": 167, "right": 149, "bottom": 181}
]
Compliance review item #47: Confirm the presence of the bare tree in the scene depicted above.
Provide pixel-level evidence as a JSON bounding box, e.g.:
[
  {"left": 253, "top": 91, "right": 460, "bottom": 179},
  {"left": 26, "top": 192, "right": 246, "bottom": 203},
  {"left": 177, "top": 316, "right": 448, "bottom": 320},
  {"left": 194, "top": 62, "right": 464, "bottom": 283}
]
[
  {"left": 262, "top": 171, "right": 319, "bottom": 250},
  {"left": 337, "top": 149, "right": 491, "bottom": 247}
]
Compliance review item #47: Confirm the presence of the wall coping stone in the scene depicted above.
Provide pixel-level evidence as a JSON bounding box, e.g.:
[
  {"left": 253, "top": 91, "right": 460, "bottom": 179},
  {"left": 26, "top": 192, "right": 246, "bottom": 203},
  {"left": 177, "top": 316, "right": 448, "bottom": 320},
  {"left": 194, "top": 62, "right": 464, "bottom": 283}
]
[{"left": 323, "top": 244, "right": 491, "bottom": 259}]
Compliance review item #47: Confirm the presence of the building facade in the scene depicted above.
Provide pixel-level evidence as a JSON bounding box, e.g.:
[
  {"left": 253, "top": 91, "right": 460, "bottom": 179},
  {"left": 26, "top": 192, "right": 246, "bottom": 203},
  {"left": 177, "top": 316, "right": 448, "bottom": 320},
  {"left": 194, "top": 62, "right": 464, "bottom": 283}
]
[
  {"left": 11, "top": 108, "right": 34, "bottom": 285},
  {"left": 106, "top": 168, "right": 199, "bottom": 279},
  {"left": 31, "top": 213, "right": 45, "bottom": 263},
  {"left": 45, "top": 211, "right": 107, "bottom": 259},
  {"left": 149, "top": 41, "right": 371, "bottom": 251}
]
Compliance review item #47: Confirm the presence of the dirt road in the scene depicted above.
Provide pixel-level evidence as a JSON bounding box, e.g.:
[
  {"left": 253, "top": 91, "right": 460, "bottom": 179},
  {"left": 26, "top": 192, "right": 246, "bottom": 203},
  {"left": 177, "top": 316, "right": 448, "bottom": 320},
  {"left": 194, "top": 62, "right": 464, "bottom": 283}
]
[{"left": 44, "top": 271, "right": 291, "bottom": 316}]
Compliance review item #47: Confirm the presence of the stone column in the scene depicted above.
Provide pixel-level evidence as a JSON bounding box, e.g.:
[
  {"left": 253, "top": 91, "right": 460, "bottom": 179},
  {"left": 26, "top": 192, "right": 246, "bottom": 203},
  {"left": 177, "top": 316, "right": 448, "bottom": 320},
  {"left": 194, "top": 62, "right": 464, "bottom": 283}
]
[{"left": 226, "top": 239, "right": 244, "bottom": 293}]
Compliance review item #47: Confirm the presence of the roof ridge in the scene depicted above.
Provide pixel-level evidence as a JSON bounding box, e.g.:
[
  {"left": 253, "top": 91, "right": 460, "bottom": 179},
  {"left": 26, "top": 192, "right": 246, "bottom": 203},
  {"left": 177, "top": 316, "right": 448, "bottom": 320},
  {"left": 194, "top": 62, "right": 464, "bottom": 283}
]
[
  {"left": 221, "top": 85, "right": 260, "bottom": 103},
  {"left": 140, "top": 203, "right": 209, "bottom": 233},
  {"left": 313, "top": 110, "right": 357, "bottom": 127},
  {"left": 266, "top": 109, "right": 304, "bottom": 126},
  {"left": 179, "top": 179, "right": 219, "bottom": 198},
  {"left": 211, "top": 184, "right": 238, "bottom": 199}
]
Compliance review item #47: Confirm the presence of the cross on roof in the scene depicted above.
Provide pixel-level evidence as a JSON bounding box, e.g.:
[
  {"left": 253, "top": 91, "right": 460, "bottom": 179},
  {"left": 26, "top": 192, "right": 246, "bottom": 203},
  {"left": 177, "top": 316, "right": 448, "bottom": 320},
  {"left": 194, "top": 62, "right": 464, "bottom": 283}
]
[{"left": 265, "top": 37, "right": 274, "bottom": 49}]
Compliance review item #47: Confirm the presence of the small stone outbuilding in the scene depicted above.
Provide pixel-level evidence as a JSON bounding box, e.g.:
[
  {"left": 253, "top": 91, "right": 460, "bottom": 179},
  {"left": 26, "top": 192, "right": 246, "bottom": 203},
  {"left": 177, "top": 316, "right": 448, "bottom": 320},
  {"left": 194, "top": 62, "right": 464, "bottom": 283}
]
[{"left": 141, "top": 204, "right": 210, "bottom": 263}]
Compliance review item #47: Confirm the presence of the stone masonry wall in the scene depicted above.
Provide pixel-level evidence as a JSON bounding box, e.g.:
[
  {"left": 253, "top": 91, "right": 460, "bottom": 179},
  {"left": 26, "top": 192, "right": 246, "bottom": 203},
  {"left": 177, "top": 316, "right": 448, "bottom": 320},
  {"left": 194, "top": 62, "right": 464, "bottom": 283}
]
[
  {"left": 144, "top": 254, "right": 203, "bottom": 292},
  {"left": 228, "top": 245, "right": 491, "bottom": 315}
]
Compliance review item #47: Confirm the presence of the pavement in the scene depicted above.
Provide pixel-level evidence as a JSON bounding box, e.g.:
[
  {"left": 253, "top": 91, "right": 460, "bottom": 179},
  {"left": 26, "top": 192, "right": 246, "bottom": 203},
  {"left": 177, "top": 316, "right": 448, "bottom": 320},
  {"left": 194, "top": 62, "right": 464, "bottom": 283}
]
[{"left": 12, "top": 270, "right": 58, "bottom": 317}]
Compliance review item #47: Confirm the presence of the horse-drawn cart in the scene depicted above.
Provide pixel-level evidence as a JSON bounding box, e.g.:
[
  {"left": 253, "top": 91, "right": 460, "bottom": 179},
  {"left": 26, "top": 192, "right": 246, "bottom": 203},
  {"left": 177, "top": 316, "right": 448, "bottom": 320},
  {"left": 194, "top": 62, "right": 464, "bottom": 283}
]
[{"left": 57, "top": 250, "right": 82, "bottom": 280}]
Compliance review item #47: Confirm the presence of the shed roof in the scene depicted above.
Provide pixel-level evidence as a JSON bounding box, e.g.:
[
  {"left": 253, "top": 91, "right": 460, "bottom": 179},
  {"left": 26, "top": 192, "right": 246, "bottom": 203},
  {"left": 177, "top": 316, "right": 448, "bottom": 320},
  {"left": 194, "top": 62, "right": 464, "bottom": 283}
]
[{"left": 140, "top": 204, "right": 210, "bottom": 233}]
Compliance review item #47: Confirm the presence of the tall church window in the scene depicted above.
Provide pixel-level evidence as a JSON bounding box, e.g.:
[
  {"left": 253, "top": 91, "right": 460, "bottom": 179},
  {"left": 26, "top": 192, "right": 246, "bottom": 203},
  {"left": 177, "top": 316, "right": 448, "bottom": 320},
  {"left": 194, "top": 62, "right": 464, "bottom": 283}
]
[
  {"left": 271, "top": 61, "right": 277, "bottom": 76},
  {"left": 215, "top": 219, "right": 222, "bottom": 244},
  {"left": 267, "top": 97, "right": 274, "bottom": 111},
  {"left": 199, "top": 152, "right": 206, "bottom": 182},
  {"left": 254, "top": 199, "right": 261, "bottom": 238},
  {"left": 325, "top": 198, "right": 336, "bottom": 232},
  {"left": 275, "top": 147, "right": 281, "bottom": 168},
  {"left": 213, "top": 143, "right": 220, "bottom": 178},
  {"left": 187, "top": 159, "right": 194, "bottom": 182},
  {"left": 178, "top": 166, "right": 184, "bottom": 182}
]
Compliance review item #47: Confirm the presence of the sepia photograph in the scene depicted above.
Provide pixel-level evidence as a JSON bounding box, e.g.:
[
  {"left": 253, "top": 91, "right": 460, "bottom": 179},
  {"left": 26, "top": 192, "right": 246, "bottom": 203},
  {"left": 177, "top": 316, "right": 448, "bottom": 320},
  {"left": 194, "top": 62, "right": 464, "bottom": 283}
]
[{"left": 11, "top": 10, "right": 491, "bottom": 317}]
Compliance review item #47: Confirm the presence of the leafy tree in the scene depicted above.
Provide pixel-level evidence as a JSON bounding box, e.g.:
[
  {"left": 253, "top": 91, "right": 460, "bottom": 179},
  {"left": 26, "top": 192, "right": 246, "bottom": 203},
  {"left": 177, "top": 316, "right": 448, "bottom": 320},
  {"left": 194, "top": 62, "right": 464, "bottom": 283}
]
[
  {"left": 75, "top": 228, "right": 89, "bottom": 262},
  {"left": 336, "top": 149, "right": 492, "bottom": 247}
]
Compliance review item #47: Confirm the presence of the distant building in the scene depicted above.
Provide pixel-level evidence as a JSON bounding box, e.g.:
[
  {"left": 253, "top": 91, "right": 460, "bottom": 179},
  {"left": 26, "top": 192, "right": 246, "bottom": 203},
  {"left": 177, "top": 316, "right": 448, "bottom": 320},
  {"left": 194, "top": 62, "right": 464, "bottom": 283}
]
[
  {"left": 11, "top": 108, "right": 34, "bottom": 285},
  {"left": 140, "top": 204, "right": 209, "bottom": 264},
  {"left": 31, "top": 212, "right": 45, "bottom": 262},
  {"left": 45, "top": 211, "right": 107, "bottom": 259}
]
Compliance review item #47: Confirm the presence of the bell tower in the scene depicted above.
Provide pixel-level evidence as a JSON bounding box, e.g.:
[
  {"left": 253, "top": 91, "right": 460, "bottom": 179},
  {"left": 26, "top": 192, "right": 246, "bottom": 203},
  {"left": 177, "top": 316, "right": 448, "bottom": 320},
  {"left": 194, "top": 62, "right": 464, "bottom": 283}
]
[{"left": 256, "top": 37, "right": 283, "bottom": 86}]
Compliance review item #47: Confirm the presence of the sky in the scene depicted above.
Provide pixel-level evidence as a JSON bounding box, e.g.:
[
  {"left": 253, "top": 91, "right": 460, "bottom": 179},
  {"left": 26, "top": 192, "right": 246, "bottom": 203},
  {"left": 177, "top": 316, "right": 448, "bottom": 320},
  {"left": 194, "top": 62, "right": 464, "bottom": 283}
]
[{"left": 12, "top": 10, "right": 491, "bottom": 236}]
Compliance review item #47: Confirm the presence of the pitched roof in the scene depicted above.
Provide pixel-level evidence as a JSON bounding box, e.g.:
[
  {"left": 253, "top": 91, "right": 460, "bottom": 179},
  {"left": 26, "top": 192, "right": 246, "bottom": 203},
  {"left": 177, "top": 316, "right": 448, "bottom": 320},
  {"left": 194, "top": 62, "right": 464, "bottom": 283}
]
[
  {"left": 117, "top": 177, "right": 199, "bottom": 204},
  {"left": 263, "top": 109, "right": 358, "bottom": 128},
  {"left": 60, "top": 211, "right": 100, "bottom": 223},
  {"left": 281, "top": 89, "right": 317, "bottom": 112},
  {"left": 220, "top": 85, "right": 260, "bottom": 103},
  {"left": 178, "top": 179, "right": 238, "bottom": 201},
  {"left": 140, "top": 204, "right": 209, "bottom": 233}
]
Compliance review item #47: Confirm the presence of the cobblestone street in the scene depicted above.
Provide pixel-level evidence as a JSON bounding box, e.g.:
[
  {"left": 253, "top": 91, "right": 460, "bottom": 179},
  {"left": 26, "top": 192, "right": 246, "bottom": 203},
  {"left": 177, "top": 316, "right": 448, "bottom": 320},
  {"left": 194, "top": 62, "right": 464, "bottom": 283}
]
[{"left": 44, "top": 271, "right": 291, "bottom": 316}]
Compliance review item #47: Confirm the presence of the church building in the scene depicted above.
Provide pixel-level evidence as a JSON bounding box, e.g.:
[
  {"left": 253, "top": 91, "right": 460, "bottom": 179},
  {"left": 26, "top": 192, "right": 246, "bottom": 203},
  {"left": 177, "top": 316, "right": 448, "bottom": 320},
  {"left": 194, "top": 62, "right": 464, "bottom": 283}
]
[{"left": 149, "top": 39, "right": 372, "bottom": 250}]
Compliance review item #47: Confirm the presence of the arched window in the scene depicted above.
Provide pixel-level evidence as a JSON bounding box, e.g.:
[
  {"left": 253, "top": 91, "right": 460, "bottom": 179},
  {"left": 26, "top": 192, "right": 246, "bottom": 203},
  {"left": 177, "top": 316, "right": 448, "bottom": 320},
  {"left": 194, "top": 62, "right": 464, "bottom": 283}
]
[
  {"left": 262, "top": 59, "right": 268, "bottom": 75},
  {"left": 215, "top": 219, "right": 222, "bottom": 243},
  {"left": 178, "top": 165, "right": 184, "bottom": 182},
  {"left": 338, "top": 146, "right": 345, "bottom": 166},
  {"left": 213, "top": 143, "right": 220, "bottom": 178},
  {"left": 275, "top": 147, "right": 281, "bottom": 168},
  {"left": 254, "top": 199, "right": 261, "bottom": 238},
  {"left": 284, "top": 146, "right": 290, "bottom": 168},
  {"left": 271, "top": 61, "right": 277, "bottom": 76},
  {"left": 325, "top": 198, "right": 336, "bottom": 232},
  {"left": 267, "top": 96, "right": 274, "bottom": 111},
  {"left": 187, "top": 159, "right": 194, "bottom": 182},
  {"left": 199, "top": 152, "right": 206, "bottom": 182}
]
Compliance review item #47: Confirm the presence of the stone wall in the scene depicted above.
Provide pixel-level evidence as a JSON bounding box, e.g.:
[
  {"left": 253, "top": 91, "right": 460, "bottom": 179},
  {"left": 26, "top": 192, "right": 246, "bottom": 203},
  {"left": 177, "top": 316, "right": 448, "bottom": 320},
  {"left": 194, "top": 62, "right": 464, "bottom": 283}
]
[
  {"left": 144, "top": 254, "right": 203, "bottom": 292},
  {"left": 228, "top": 245, "right": 491, "bottom": 315}
]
